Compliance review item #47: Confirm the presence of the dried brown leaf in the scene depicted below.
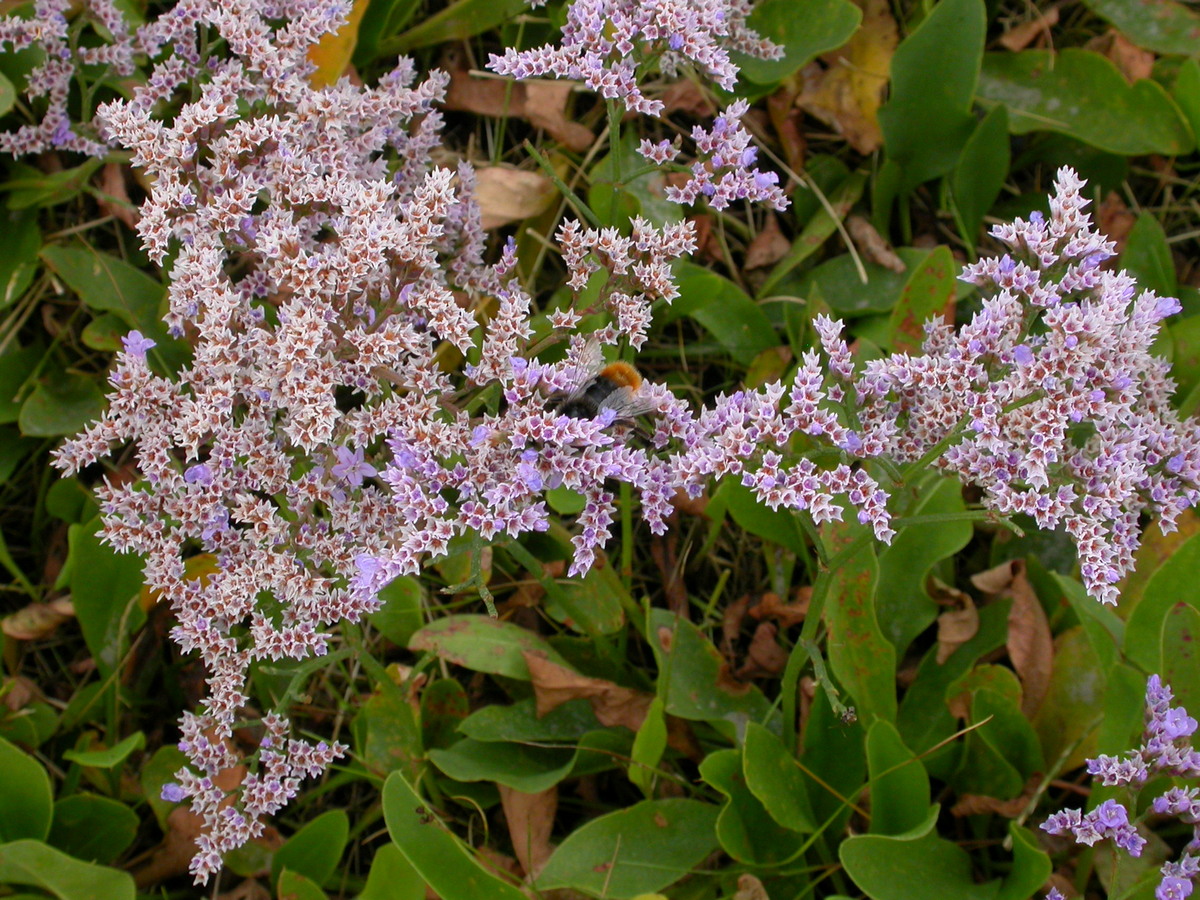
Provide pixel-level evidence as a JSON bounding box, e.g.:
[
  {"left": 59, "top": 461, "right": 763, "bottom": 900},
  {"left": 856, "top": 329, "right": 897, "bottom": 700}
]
[
  {"left": 998, "top": 7, "right": 1059, "bottom": 52},
  {"left": 735, "top": 873, "right": 772, "bottom": 900},
  {"left": 934, "top": 582, "right": 978, "bottom": 665},
  {"left": 525, "top": 652, "right": 653, "bottom": 731},
  {"left": 662, "top": 80, "right": 716, "bottom": 117},
  {"left": 97, "top": 163, "right": 139, "bottom": 231},
  {"left": 1106, "top": 30, "right": 1156, "bottom": 83},
  {"left": 475, "top": 166, "right": 557, "bottom": 230},
  {"left": 722, "top": 594, "right": 751, "bottom": 656},
  {"left": 737, "top": 622, "right": 789, "bottom": 678},
  {"left": 744, "top": 214, "right": 791, "bottom": 270},
  {"left": 2, "top": 597, "right": 74, "bottom": 640},
  {"left": 499, "top": 785, "right": 557, "bottom": 877},
  {"left": 950, "top": 775, "right": 1038, "bottom": 818},
  {"left": 442, "top": 49, "right": 593, "bottom": 152},
  {"left": 847, "top": 215, "right": 905, "bottom": 272},
  {"left": 1097, "top": 192, "right": 1136, "bottom": 252},
  {"left": 795, "top": 0, "right": 897, "bottom": 154},
  {"left": 749, "top": 589, "right": 810, "bottom": 629}
]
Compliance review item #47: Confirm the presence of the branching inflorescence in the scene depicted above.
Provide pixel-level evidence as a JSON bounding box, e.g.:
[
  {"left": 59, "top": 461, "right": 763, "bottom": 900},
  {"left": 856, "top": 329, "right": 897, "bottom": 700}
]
[
  {"left": 1044, "top": 675, "right": 1200, "bottom": 900},
  {"left": 7, "top": 0, "right": 1199, "bottom": 885}
]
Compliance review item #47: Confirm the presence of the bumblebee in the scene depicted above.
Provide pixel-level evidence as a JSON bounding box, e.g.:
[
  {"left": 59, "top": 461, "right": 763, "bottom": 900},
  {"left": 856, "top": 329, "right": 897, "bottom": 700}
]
[{"left": 552, "top": 338, "right": 658, "bottom": 423}]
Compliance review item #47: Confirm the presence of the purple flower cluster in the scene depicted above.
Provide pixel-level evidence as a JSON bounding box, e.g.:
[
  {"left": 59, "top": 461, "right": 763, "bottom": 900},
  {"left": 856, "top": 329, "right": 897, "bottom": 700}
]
[
  {"left": 488, "top": 0, "right": 781, "bottom": 117},
  {"left": 1043, "top": 675, "right": 1200, "bottom": 900},
  {"left": 653, "top": 100, "right": 788, "bottom": 211}
]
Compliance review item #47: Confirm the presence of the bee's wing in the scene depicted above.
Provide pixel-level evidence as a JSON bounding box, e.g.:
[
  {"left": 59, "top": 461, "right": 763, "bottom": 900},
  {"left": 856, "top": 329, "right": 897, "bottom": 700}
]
[
  {"left": 560, "top": 336, "right": 603, "bottom": 397},
  {"left": 599, "top": 386, "right": 660, "bottom": 420}
]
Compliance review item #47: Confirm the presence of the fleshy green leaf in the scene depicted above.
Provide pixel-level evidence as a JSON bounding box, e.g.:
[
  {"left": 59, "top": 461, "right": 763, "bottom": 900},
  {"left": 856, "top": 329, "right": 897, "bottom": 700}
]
[
  {"left": 62, "top": 731, "right": 145, "bottom": 769},
  {"left": 536, "top": 799, "right": 719, "bottom": 898},
  {"left": 742, "top": 722, "right": 816, "bottom": 833},
  {"left": 667, "top": 263, "right": 778, "bottom": 365},
  {"left": 978, "top": 49, "right": 1194, "bottom": 156},
  {"left": 65, "top": 520, "right": 146, "bottom": 676},
  {"left": 1080, "top": 0, "right": 1200, "bottom": 56},
  {"left": 865, "top": 721, "right": 929, "bottom": 836},
  {"left": 48, "top": 795, "right": 139, "bottom": 866},
  {"left": 277, "top": 869, "right": 328, "bottom": 900},
  {"left": 628, "top": 697, "right": 667, "bottom": 797},
  {"left": 408, "top": 615, "right": 570, "bottom": 679},
  {"left": 0, "top": 736, "right": 53, "bottom": 842},
  {"left": 885, "top": 246, "right": 957, "bottom": 353},
  {"left": 0, "top": 840, "right": 135, "bottom": 900},
  {"left": 1120, "top": 214, "right": 1177, "bottom": 299},
  {"left": 951, "top": 104, "right": 1010, "bottom": 254},
  {"left": 18, "top": 373, "right": 105, "bottom": 438},
  {"left": 382, "top": 772, "right": 529, "bottom": 900},
  {"left": 841, "top": 809, "right": 997, "bottom": 900},
  {"left": 358, "top": 843, "right": 425, "bottom": 900},
  {"left": 647, "top": 609, "right": 773, "bottom": 736},
  {"left": 272, "top": 810, "right": 349, "bottom": 888},
  {"left": 369, "top": 575, "right": 424, "bottom": 647},
  {"left": 428, "top": 738, "right": 575, "bottom": 792},
  {"left": 736, "top": 0, "right": 862, "bottom": 85},
  {"left": 700, "top": 748, "right": 806, "bottom": 865},
  {"left": 878, "top": 0, "right": 986, "bottom": 194},
  {"left": 824, "top": 522, "right": 895, "bottom": 724}
]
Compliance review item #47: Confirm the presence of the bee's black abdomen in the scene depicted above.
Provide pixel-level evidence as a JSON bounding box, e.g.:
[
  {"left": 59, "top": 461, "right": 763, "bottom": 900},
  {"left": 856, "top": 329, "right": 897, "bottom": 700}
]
[{"left": 556, "top": 379, "right": 619, "bottom": 419}]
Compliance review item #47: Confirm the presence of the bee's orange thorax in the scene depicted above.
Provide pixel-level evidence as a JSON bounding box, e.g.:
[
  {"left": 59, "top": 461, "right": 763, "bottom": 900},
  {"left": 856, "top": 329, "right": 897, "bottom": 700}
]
[{"left": 598, "top": 361, "right": 642, "bottom": 390}]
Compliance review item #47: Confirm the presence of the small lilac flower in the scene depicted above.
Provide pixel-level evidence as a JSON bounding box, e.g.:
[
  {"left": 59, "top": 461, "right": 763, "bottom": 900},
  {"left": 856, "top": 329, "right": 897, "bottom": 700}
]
[{"left": 121, "top": 330, "right": 157, "bottom": 358}]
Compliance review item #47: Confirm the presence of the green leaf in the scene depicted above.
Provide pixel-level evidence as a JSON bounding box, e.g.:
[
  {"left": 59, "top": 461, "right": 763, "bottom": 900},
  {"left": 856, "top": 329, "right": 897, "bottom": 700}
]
[
  {"left": 1120, "top": 214, "right": 1178, "bottom": 299},
  {"left": 801, "top": 684, "right": 866, "bottom": 830},
  {"left": 977, "top": 49, "right": 1194, "bottom": 156},
  {"left": 1080, "top": 0, "right": 1200, "bottom": 56},
  {"left": 272, "top": 810, "right": 349, "bottom": 888},
  {"left": 951, "top": 104, "right": 1010, "bottom": 254},
  {"left": 865, "top": 721, "right": 929, "bottom": 836},
  {"left": 1175, "top": 60, "right": 1200, "bottom": 147},
  {"left": 357, "top": 843, "right": 425, "bottom": 900},
  {"left": 408, "top": 615, "right": 570, "bottom": 680},
  {"left": 536, "top": 799, "right": 719, "bottom": 899},
  {"left": 875, "top": 477, "right": 971, "bottom": 657},
  {"left": 840, "top": 809, "right": 998, "bottom": 900},
  {"left": 1032, "top": 627, "right": 1105, "bottom": 773},
  {"left": 0, "top": 206, "right": 40, "bottom": 309},
  {"left": 370, "top": 575, "right": 424, "bottom": 648},
  {"left": 420, "top": 678, "right": 469, "bottom": 751},
  {"left": 19, "top": 373, "right": 105, "bottom": 438},
  {"left": 62, "top": 731, "right": 145, "bottom": 769},
  {"left": 742, "top": 722, "right": 816, "bottom": 833},
  {"left": 710, "top": 479, "right": 808, "bottom": 558},
  {"left": 382, "top": 772, "right": 529, "bottom": 900},
  {"left": 48, "top": 795, "right": 139, "bottom": 866},
  {"left": 628, "top": 697, "right": 667, "bottom": 797},
  {"left": 0, "top": 344, "right": 42, "bottom": 424},
  {"left": 823, "top": 522, "right": 895, "bottom": 724},
  {"left": 878, "top": 0, "right": 986, "bottom": 194},
  {"left": 40, "top": 246, "right": 163, "bottom": 335},
  {"left": 0, "top": 736, "right": 53, "bottom": 841},
  {"left": 735, "top": 0, "right": 861, "bottom": 85},
  {"left": 0, "top": 839, "right": 135, "bottom": 900},
  {"left": 799, "top": 247, "right": 938, "bottom": 317},
  {"left": 65, "top": 520, "right": 146, "bottom": 676},
  {"left": 140, "top": 745, "right": 189, "bottom": 831},
  {"left": 277, "top": 869, "right": 328, "bottom": 900},
  {"left": 700, "top": 748, "right": 806, "bottom": 865},
  {"left": 998, "top": 823, "right": 1052, "bottom": 900},
  {"left": 542, "top": 562, "right": 627, "bottom": 636},
  {"left": 457, "top": 698, "right": 599, "bottom": 743},
  {"left": 885, "top": 246, "right": 957, "bottom": 354},
  {"left": 759, "top": 170, "right": 867, "bottom": 298},
  {"left": 428, "top": 738, "right": 575, "bottom": 792},
  {"left": 0, "top": 71, "right": 14, "bottom": 116},
  {"left": 667, "top": 263, "right": 778, "bottom": 365},
  {"left": 647, "top": 609, "right": 773, "bottom": 736},
  {"left": 386, "top": 0, "right": 525, "bottom": 51},
  {"left": 1159, "top": 600, "right": 1200, "bottom": 720},
  {"left": 358, "top": 686, "right": 423, "bottom": 779}
]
